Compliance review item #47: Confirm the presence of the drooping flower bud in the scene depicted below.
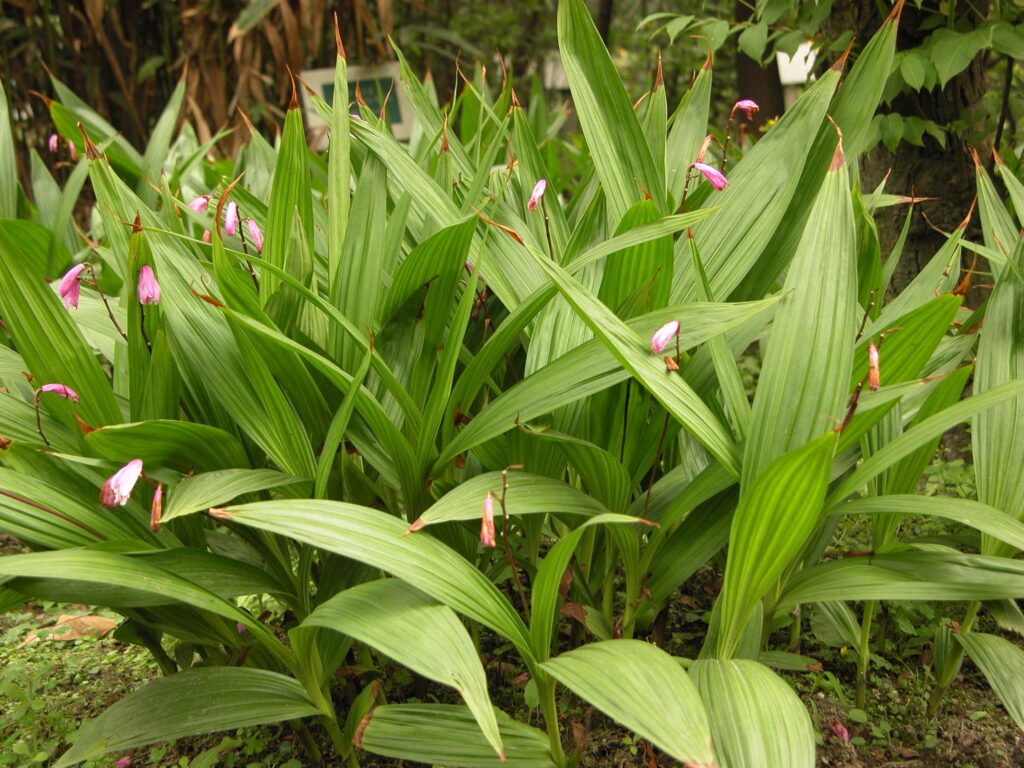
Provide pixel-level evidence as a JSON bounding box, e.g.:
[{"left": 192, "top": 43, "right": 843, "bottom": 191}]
[
  {"left": 58, "top": 263, "right": 87, "bottom": 310},
  {"left": 187, "top": 195, "right": 211, "bottom": 214},
  {"left": 224, "top": 202, "right": 239, "bottom": 237},
  {"left": 236, "top": 621, "right": 248, "bottom": 634},
  {"left": 202, "top": 229, "right": 212, "bottom": 244},
  {"left": 868, "top": 342, "right": 880, "bottom": 391},
  {"left": 481, "top": 490, "right": 496, "bottom": 548},
  {"left": 692, "top": 162, "right": 728, "bottom": 191},
  {"left": 150, "top": 483, "right": 163, "bottom": 532},
  {"left": 100, "top": 459, "right": 144, "bottom": 508},
  {"left": 38, "top": 383, "right": 80, "bottom": 402},
  {"left": 733, "top": 99, "right": 760, "bottom": 120},
  {"left": 67, "top": 140, "right": 78, "bottom": 161},
  {"left": 137, "top": 265, "right": 161, "bottom": 305},
  {"left": 527, "top": 179, "right": 547, "bottom": 212},
  {"left": 115, "top": 758, "right": 132, "bottom": 768},
  {"left": 246, "top": 218, "right": 264, "bottom": 253},
  {"left": 650, "top": 320, "right": 680, "bottom": 355},
  {"left": 48, "top": 133, "right": 59, "bottom": 154}
]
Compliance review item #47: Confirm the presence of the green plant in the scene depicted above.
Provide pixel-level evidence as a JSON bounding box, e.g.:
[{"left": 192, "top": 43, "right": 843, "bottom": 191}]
[{"left": 1, "top": 1, "right": 1023, "bottom": 766}]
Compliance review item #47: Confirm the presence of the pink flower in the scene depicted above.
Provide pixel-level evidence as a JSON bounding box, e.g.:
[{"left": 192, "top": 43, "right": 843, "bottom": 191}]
[
  {"left": 733, "top": 99, "right": 760, "bottom": 120},
  {"left": 201, "top": 229, "right": 212, "bottom": 244},
  {"left": 692, "top": 162, "right": 728, "bottom": 191},
  {"left": 187, "top": 195, "right": 210, "bottom": 214},
  {"left": 150, "top": 484, "right": 162, "bottom": 532},
  {"left": 224, "top": 202, "right": 239, "bottom": 237},
  {"left": 480, "top": 491, "right": 496, "bottom": 548},
  {"left": 67, "top": 141, "right": 77, "bottom": 161},
  {"left": 245, "top": 219, "right": 264, "bottom": 253},
  {"left": 100, "top": 459, "right": 144, "bottom": 508},
  {"left": 48, "top": 133, "right": 59, "bottom": 154},
  {"left": 527, "top": 179, "right": 547, "bottom": 212},
  {"left": 236, "top": 622, "right": 248, "bottom": 634},
  {"left": 650, "top": 320, "right": 680, "bottom": 355},
  {"left": 827, "top": 721, "right": 850, "bottom": 743},
  {"left": 115, "top": 758, "right": 131, "bottom": 768},
  {"left": 137, "top": 265, "right": 161, "bottom": 305},
  {"left": 38, "top": 383, "right": 79, "bottom": 402},
  {"left": 868, "top": 342, "right": 880, "bottom": 391},
  {"left": 58, "top": 263, "right": 87, "bottom": 309}
]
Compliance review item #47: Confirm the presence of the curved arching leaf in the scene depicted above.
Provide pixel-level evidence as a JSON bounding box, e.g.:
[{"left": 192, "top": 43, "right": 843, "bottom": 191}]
[
  {"left": 302, "top": 579, "right": 503, "bottom": 759},
  {"left": 54, "top": 668, "right": 321, "bottom": 768},
  {"left": 542, "top": 640, "right": 715, "bottom": 767}
]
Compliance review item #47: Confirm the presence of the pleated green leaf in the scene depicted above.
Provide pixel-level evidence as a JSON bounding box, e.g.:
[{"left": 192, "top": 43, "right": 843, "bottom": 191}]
[
  {"left": 163, "top": 469, "right": 302, "bottom": 522},
  {"left": 542, "top": 640, "right": 715, "bottom": 767},
  {"left": 383, "top": 217, "right": 476, "bottom": 348},
  {"left": 557, "top": 0, "right": 663, "bottom": 223},
  {"left": 359, "top": 704, "right": 556, "bottom": 768},
  {"left": 838, "top": 495, "right": 1024, "bottom": 552},
  {"left": 0, "top": 223, "right": 121, "bottom": 426},
  {"left": 781, "top": 552, "right": 1024, "bottom": 605},
  {"left": 718, "top": 432, "right": 837, "bottom": 657},
  {"left": 665, "top": 63, "right": 711, "bottom": 209},
  {"left": 303, "top": 579, "right": 503, "bottom": 759},
  {"left": 261, "top": 102, "right": 313, "bottom": 302},
  {"left": 691, "top": 659, "right": 814, "bottom": 768},
  {"left": 139, "top": 74, "right": 185, "bottom": 205},
  {"left": 956, "top": 632, "right": 1024, "bottom": 731},
  {"left": 743, "top": 159, "right": 856, "bottom": 485},
  {"left": 327, "top": 46, "right": 351, "bottom": 315},
  {"left": 54, "top": 668, "right": 320, "bottom": 768},
  {"left": 0, "top": 79, "right": 17, "bottom": 218},
  {"left": 827, "top": 379, "right": 1024, "bottom": 508},
  {"left": 525, "top": 244, "right": 740, "bottom": 476},
  {"left": 438, "top": 297, "right": 777, "bottom": 472},
  {"left": 597, "top": 199, "right": 672, "bottom": 317},
  {"left": 413, "top": 471, "right": 607, "bottom": 528},
  {"left": 675, "top": 67, "right": 840, "bottom": 302},
  {"left": 220, "top": 499, "right": 533, "bottom": 661},
  {"left": 85, "top": 420, "right": 248, "bottom": 472},
  {"left": 86, "top": 156, "right": 316, "bottom": 479},
  {"left": 974, "top": 235, "right": 1024, "bottom": 558},
  {"left": 737, "top": 16, "right": 898, "bottom": 299},
  {"left": 0, "top": 466, "right": 152, "bottom": 548},
  {"left": 0, "top": 550, "right": 292, "bottom": 666}
]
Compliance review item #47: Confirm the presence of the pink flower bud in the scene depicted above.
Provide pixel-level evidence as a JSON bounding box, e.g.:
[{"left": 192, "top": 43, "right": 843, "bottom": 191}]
[
  {"left": 650, "top": 320, "right": 680, "bottom": 355},
  {"left": 236, "top": 621, "right": 248, "bottom": 634},
  {"left": 480, "top": 491, "right": 496, "bottom": 548},
  {"left": 202, "top": 229, "right": 212, "bottom": 244},
  {"left": 187, "top": 195, "right": 210, "bottom": 214},
  {"left": 115, "top": 758, "right": 131, "bottom": 768},
  {"left": 827, "top": 721, "right": 850, "bottom": 743},
  {"left": 868, "top": 342, "right": 880, "bottom": 391},
  {"left": 224, "top": 202, "right": 239, "bottom": 237},
  {"left": 692, "top": 162, "right": 728, "bottom": 191},
  {"left": 150, "top": 483, "right": 162, "bottom": 532},
  {"left": 137, "top": 265, "right": 161, "bottom": 305},
  {"left": 100, "top": 459, "right": 144, "bottom": 508},
  {"left": 58, "top": 263, "right": 87, "bottom": 309},
  {"left": 67, "top": 140, "right": 78, "bottom": 161},
  {"left": 527, "top": 179, "right": 547, "bottom": 212},
  {"left": 48, "top": 133, "right": 59, "bottom": 154},
  {"left": 733, "top": 99, "right": 760, "bottom": 120},
  {"left": 246, "top": 219, "right": 264, "bottom": 253},
  {"left": 38, "top": 383, "right": 80, "bottom": 402}
]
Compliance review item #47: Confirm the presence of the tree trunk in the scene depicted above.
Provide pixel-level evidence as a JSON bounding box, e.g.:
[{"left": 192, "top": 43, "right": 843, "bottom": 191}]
[{"left": 834, "top": 3, "right": 990, "bottom": 304}]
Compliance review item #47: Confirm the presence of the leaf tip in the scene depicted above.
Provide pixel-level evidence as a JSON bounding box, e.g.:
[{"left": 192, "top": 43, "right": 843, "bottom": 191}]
[{"left": 333, "top": 13, "right": 347, "bottom": 60}]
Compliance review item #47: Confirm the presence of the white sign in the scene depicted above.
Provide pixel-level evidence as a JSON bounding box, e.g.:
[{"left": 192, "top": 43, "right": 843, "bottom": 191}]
[{"left": 301, "top": 61, "right": 414, "bottom": 148}]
